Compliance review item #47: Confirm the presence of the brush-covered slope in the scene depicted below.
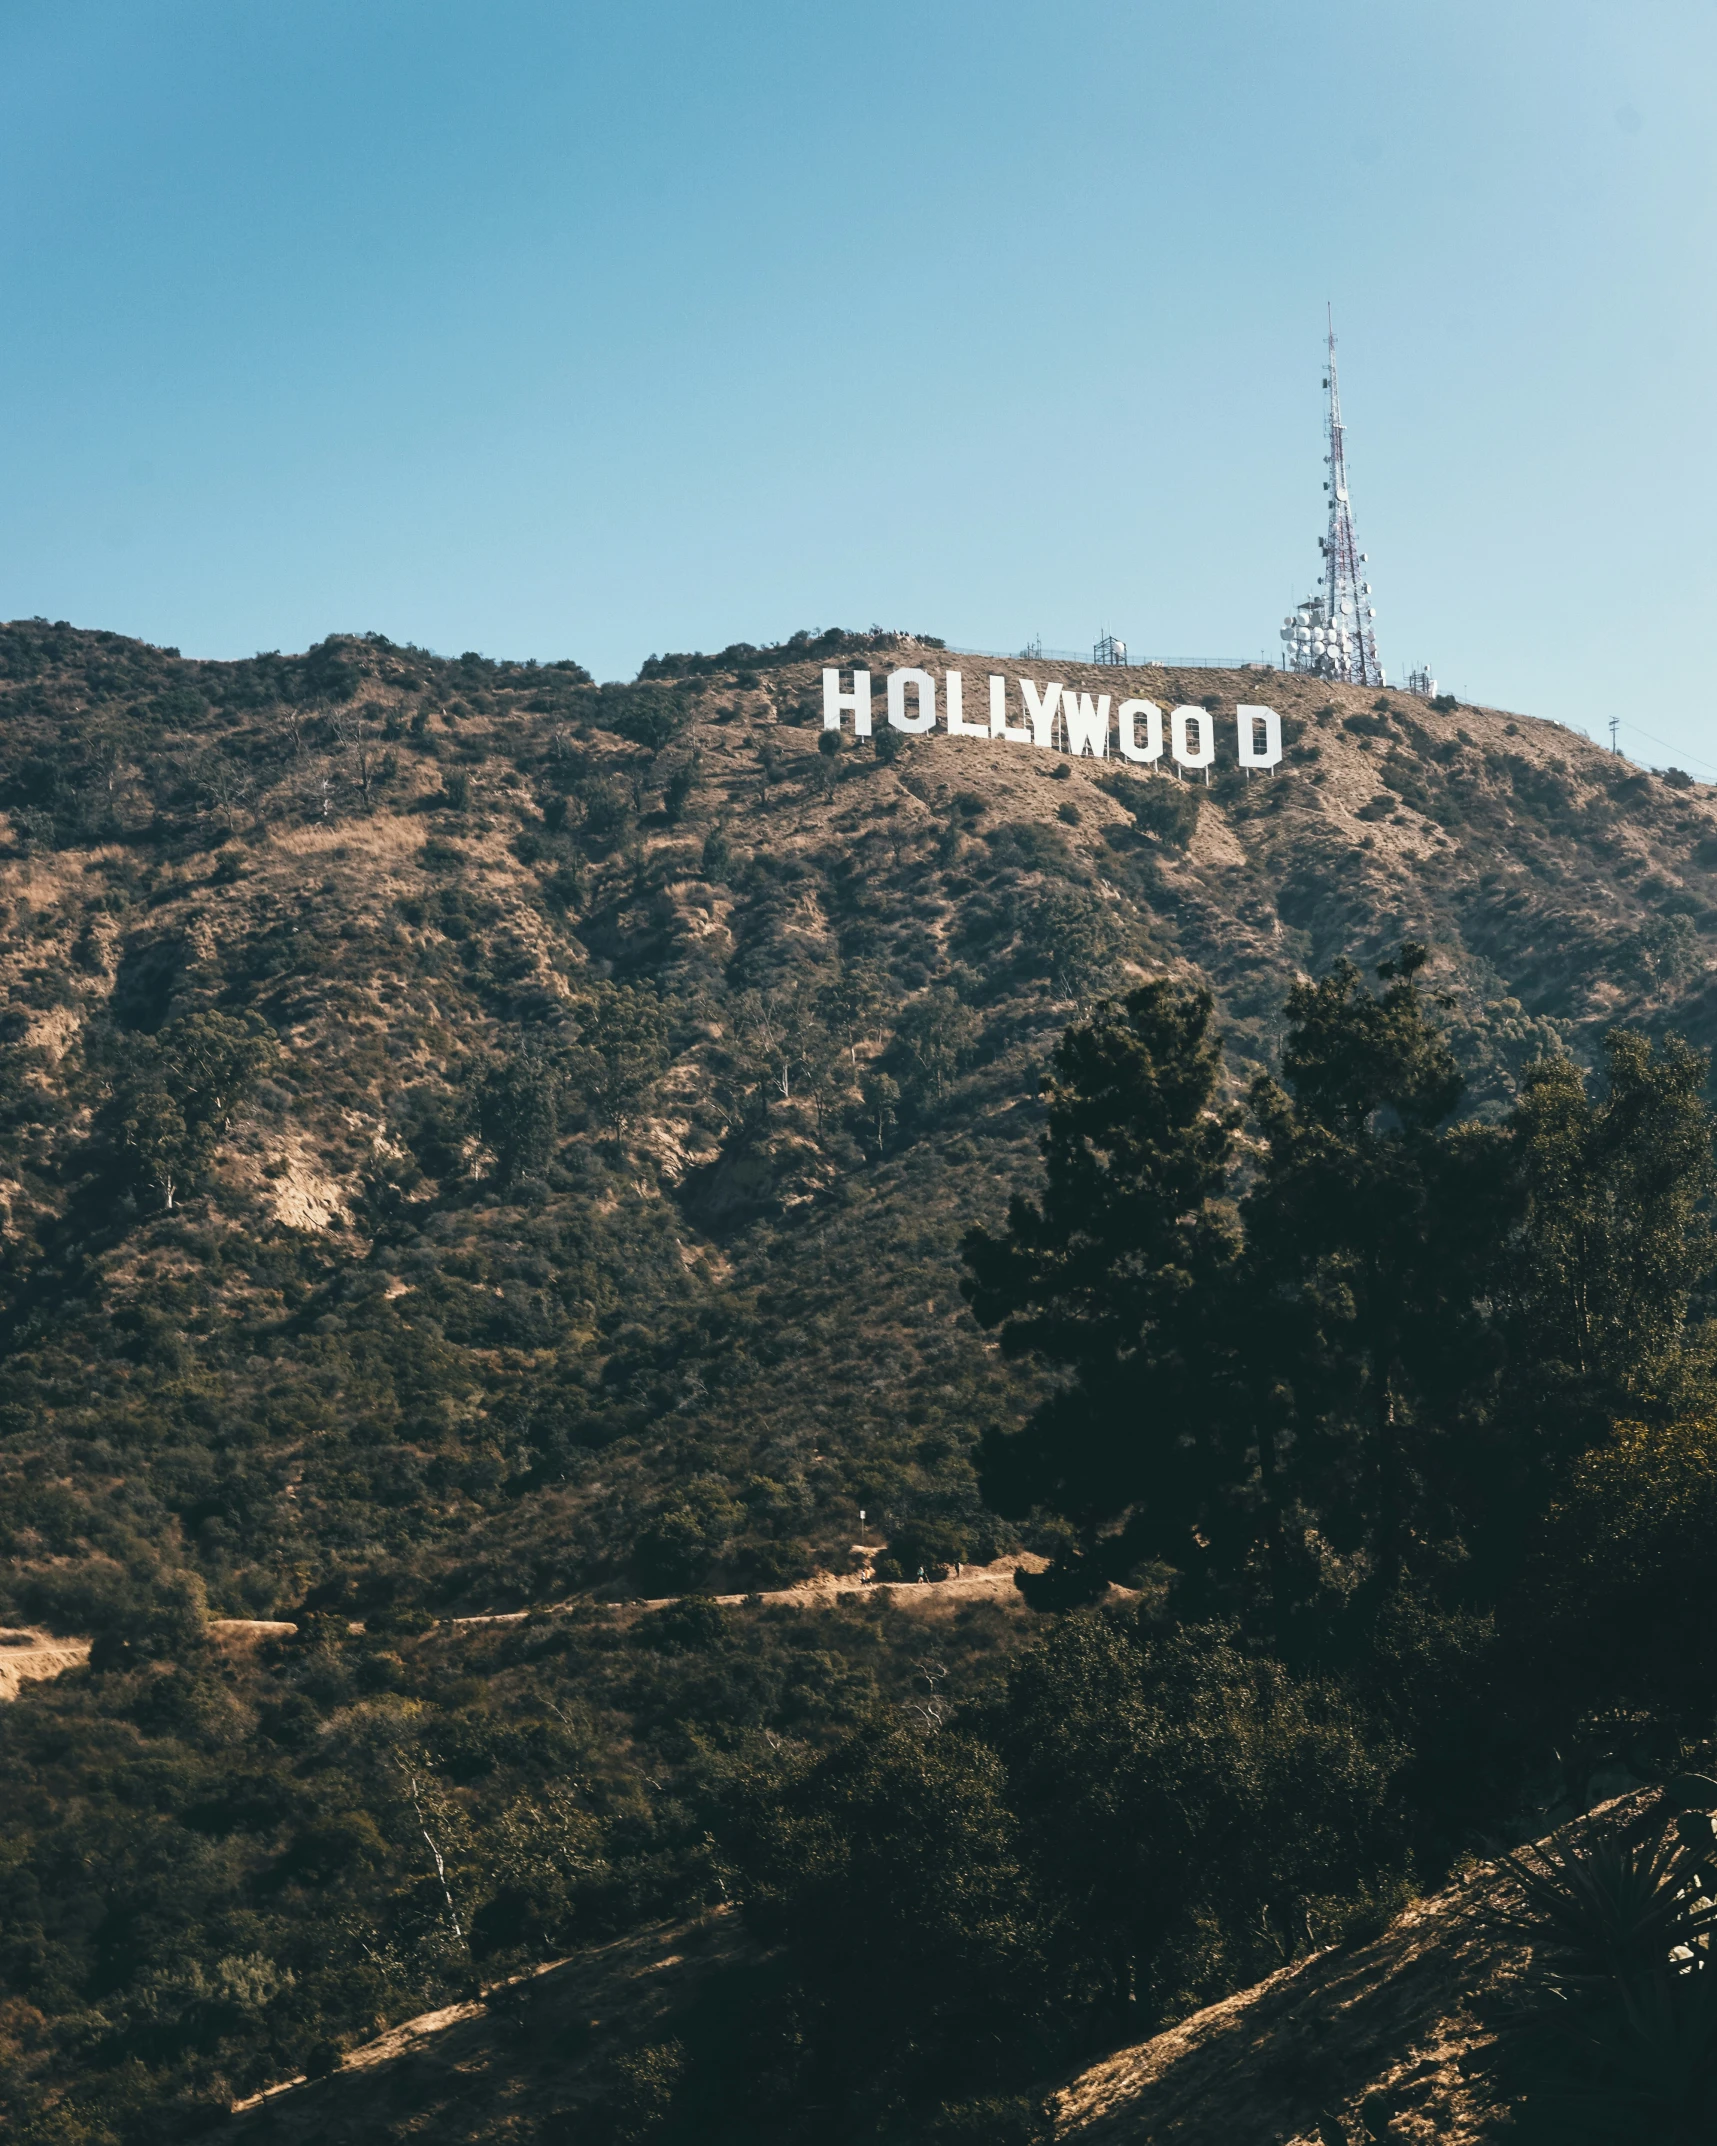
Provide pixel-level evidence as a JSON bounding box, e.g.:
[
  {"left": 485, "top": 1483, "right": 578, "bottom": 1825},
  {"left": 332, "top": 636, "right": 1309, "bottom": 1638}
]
[
  {"left": 217, "top": 1792, "right": 1668, "bottom": 2146},
  {"left": 0, "top": 619, "right": 1710, "bottom": 1624},
  {"left": 5, "top": 619, "right": 1717, "bottom": 2141}
]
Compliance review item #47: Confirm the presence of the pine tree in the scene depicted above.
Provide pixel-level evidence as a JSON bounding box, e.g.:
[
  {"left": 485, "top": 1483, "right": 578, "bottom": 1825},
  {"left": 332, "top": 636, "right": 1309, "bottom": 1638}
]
[
  {"left": 962, "top": 981, "right": 1240, "bottom": 1598},
  {"left": 1505, "top": 1028, "right": 1715, "bottom": 1448},
  {"left": 1239, "top": 946, "right": 1516, "bottom": 1602}
]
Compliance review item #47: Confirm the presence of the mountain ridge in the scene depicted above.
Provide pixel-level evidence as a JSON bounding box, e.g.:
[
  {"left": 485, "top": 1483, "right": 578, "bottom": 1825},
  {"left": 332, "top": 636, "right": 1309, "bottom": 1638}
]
[
  {"left": 0, "top": 619, "right": 1712, "bottom": 1620},
  {"left": 2, "top": 617, "right": 1716, "bottom": 2141}
]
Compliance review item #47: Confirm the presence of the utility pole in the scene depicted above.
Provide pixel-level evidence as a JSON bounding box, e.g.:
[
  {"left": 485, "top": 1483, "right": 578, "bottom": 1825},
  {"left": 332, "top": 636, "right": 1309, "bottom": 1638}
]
[{"left": 1610, "top": 716, "right": 1620, "bottom": 754}]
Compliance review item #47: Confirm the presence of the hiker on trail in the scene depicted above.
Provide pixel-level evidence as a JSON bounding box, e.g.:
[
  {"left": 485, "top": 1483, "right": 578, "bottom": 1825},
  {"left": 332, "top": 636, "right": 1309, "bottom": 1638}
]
[{"left": 916, "top": 1565, "right": 926, "bottom": 1583}]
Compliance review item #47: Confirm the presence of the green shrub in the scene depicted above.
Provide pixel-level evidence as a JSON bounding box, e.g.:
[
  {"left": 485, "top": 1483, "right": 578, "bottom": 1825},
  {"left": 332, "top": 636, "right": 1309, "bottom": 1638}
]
[{"left": 872, "top": 1517, "right": 968, "bottom": 1581}]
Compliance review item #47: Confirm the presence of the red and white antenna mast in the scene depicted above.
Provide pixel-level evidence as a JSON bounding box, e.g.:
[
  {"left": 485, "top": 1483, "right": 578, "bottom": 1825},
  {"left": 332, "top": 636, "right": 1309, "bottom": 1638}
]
[{"left": 1280, "top": 309, "right": 1384, "bottom": 685}]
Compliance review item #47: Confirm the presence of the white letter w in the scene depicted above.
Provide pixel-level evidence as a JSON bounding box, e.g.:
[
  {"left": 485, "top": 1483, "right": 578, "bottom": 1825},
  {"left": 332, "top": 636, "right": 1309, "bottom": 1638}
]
[{"left": 1064, "top": 692, "right": 1111, "bottom": 758}]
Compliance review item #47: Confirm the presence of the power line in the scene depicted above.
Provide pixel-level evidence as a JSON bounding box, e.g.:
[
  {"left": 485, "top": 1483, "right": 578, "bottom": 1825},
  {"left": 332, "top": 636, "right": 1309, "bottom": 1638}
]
[{"left": 1611, "top": 718, "right": 1717, "bottom": 781}]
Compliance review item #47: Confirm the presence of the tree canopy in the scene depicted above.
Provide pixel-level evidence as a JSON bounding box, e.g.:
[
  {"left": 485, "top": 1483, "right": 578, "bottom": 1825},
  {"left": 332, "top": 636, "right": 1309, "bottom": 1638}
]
[{"left": 964, "top": 954, "right": 1716, "bottom": 1640}]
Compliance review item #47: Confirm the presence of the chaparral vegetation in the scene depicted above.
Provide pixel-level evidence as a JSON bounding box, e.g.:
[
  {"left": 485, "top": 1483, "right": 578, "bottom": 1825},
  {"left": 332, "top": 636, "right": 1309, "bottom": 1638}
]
[{"left": 0, "top": 621, "right": 1714, "bottom": 2143}]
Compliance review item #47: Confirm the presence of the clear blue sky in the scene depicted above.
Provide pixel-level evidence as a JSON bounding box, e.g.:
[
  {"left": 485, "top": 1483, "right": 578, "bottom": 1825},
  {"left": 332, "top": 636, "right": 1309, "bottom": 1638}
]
[{"left": 4, "top": 1, "right": 1712, "bottom": 768}]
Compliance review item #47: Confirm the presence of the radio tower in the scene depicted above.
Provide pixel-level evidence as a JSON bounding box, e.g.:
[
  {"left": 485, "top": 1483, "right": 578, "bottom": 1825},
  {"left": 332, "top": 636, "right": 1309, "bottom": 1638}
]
[{"left": 1280, "top": 310, "right": 1384, "bottom": 685}]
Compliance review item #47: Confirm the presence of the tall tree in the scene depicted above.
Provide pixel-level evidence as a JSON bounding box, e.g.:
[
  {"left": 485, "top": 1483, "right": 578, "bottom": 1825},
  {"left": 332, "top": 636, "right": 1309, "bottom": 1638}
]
[
  {"left": 893, "top": 986, "right": 980, "bottom": 1106},
  {"left": 107, "top": 1011, "right": 278, "bottom": 1211},
  {"left": 817, "top": 960, "right": 890, "bottom": 1068},
  {"left": 966, "top": 954, "right": 1717, "bottom": 1641},
  {"left": 1239, "top": 946, "right": 1516, "bottom": 1600},
  {"left": 962, "top": 981, "right": 1240, "bottom": 1599},
  {"left": 737, "top": 1727, "right": 1045, "bottom": 2126},
  {"left": 1504, "top": 1028, "right": 1715, "bottom": 1449},
  {"left": 564, "top": 981, "right": 669, "bottom": 1144},
  {"left": 964, "top": 954, "right": 1524, "bottom": 1620},
  {"left": 472, "top": 1053, "right": 559, "bottom": 1184}
]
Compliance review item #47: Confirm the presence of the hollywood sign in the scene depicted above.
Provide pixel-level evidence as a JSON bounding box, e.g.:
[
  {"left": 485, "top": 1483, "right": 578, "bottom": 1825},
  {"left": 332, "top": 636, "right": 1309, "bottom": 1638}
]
[{"left": 823, "top": 667, "right": 1283, "bottom": 774}]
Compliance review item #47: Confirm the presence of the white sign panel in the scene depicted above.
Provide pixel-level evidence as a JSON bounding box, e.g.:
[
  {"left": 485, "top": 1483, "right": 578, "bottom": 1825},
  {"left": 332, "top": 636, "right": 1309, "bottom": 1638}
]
[{"left": 822, "top": 669, "right": 1283, "bottom": 773}]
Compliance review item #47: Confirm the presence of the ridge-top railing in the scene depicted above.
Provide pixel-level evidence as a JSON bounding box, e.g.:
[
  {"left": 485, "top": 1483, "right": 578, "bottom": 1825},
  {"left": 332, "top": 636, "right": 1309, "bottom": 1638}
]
[
  {"left": 941, "top": 643, "right": 1273, "bottom": 670},
  {"left": 938, "top": 645, "right": 1444, "bottom": 696}
]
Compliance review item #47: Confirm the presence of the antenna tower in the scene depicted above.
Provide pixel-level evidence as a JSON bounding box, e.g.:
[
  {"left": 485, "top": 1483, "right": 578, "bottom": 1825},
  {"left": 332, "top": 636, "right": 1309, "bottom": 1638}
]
[{"left": 1279, "top": 310, "right": 1385, "bottom": 686}]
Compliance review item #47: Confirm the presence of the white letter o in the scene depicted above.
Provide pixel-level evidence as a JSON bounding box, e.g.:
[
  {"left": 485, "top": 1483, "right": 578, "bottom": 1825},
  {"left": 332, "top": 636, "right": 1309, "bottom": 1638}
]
[
  {"left": 1117, "top": 699, "right": 1163, "bottom": 764},
  {"left": 1170, "top": 706, "right": 1214, "bottom": 770},
  {"left": 887, "top": 668, "right": 937, "bottom": 733}
]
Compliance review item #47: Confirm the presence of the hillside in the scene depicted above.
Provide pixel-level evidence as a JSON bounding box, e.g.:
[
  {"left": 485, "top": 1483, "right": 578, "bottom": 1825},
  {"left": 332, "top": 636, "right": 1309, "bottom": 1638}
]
[
  {"left": 215, "top": 1790, "right": 1670, "bottom": 2146},
  {"left": 3, "top": 616, "right": 1716, "bottom": 2141},
  {"left": 1053, "top": 1789, "right": 1673, "bottom": 2146},
  {"left": 0, "top": 621, "right": 1709, "bottom": 1622}
]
